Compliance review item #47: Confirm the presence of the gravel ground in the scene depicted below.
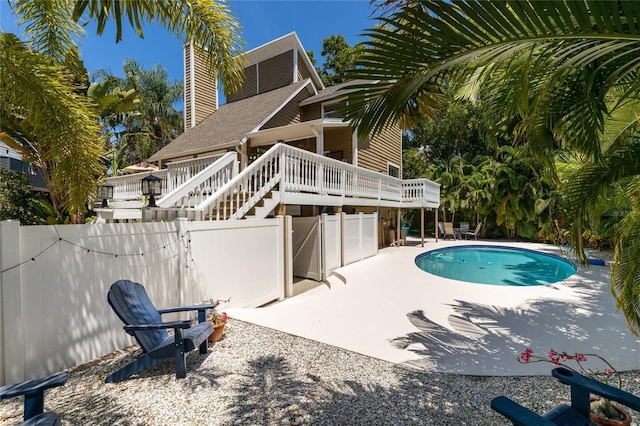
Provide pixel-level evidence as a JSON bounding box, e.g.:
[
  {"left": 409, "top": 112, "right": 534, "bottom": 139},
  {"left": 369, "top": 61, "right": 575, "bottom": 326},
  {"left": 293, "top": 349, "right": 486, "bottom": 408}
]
[{"left": 2, "top": 319, "right": 640, "bottom": 425}]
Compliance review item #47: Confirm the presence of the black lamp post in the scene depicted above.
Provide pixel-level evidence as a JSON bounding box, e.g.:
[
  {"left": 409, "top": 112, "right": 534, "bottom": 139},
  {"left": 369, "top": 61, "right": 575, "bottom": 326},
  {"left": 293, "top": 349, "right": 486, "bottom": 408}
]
[
  {"left": 141, "top": 174, "right": 162, "bottom": 207},
  {"left": 98, "top": 183, "right": 114, "bottom": 208}
]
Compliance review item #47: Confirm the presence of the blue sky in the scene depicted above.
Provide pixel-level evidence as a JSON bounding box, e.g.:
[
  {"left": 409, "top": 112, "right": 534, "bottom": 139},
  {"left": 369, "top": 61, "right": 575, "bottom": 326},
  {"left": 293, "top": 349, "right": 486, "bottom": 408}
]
[{"left": 0, "top": 0, "right": 377, "bottom": 98}]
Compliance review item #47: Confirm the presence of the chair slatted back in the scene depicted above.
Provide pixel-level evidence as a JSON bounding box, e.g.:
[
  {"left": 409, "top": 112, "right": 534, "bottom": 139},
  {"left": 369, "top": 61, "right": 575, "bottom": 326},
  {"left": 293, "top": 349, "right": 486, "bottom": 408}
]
[
  {"left": 108, "top": 280, "right": 167, "bottom": 352},
  {"left": 444, "top": 222, "right": 455, "bottom": 235}
]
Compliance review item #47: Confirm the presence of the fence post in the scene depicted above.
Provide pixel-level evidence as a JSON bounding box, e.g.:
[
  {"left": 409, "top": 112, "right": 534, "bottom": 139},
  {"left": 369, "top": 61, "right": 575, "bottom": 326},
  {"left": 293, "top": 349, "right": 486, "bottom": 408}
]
[
  {"left": 281, "top": 215, "right": 293, "bottom": 299},
  {"left": 0, "top": 220, "right": 24, "bottom": 385},
  {"left": 176, "top": 218, "right": 189, "bottom": 307},
  {"left": 340, "top": 212, "right": 346, "bottom": 267}
]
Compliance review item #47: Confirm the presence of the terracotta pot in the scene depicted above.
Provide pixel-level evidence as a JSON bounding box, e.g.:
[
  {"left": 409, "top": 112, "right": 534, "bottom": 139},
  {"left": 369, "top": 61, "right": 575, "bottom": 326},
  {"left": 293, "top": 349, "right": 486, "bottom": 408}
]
[
  {"left": 207, "top": 320, "right": 226, "bottom": 343},
  {"left": 590, "top": 399, "right": 632, "bottom": 426}
]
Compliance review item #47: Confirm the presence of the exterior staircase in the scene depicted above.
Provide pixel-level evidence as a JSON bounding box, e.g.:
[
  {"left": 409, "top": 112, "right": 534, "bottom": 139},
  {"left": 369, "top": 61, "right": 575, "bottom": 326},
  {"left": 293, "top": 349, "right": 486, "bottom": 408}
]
[{"left": 99, "top": 143, "right": 440, "bottom": 223}]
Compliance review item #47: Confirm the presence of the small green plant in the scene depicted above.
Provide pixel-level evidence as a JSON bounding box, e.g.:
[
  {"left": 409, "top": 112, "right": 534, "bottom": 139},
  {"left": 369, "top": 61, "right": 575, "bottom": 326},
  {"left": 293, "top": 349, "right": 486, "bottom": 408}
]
[{"left": 201, "top": 298, "right": 230, "bottom": 326}]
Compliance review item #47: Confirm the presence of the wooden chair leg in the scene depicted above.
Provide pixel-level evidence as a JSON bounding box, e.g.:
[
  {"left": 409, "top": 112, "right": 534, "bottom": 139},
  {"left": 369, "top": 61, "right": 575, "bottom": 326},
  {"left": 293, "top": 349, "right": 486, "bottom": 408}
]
[
  {"left": 174, "top": 330, "right": 187, "bottom": 379},
  {"left": 175, "top": 347, "right": 187, "bottom": 379}
]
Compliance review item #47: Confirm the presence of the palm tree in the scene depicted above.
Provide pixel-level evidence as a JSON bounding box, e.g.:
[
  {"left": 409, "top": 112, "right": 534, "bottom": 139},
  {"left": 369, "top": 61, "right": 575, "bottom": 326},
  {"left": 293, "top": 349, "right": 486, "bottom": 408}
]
[
  {"left": 87, "top": 70, "right": 140, "bottom": 176},
  {"left": 0, "top": 33, "right": 105, "bottom": 221},
  {"left": 119, "top": 59, "right": 184, "bottom": 164},
  {"left": 2, "top": 0, "right": 244, "bottom": 220},
  {"left": 345, "top": 1, "right": 640, "bottom": 331},
  {"left": 9, "top": 0, "right": 245, "bottom": 95}
]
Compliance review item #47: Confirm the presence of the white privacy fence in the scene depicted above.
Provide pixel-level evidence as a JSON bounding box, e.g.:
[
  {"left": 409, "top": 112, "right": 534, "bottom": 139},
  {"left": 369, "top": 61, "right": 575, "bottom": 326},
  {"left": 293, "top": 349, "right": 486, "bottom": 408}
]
[
  {"left": 291, "top": 213, "right": 377, "bottom": 283},
  {"left": 342, "top": 213, "right": 378, "bottom": 265},
  {"left": 0, "top": 211, "right": 380, "bottom": 385},
  {"left": 0, "top": 218, "right": 288, "bottom": 385}
]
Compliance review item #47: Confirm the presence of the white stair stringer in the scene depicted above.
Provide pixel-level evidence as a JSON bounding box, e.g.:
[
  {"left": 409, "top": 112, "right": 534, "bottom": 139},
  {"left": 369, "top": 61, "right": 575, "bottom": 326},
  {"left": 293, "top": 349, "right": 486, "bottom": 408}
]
[{"left": 244, "top": 191, "right": 281, "bottom": 219}]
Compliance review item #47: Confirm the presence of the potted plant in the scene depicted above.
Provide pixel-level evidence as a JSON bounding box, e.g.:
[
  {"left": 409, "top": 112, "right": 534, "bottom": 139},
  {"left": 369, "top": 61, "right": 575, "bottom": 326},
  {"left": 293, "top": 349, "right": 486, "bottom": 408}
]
[
  {"left": 519, "top": 348, "right": 630, "bottom": 425},
  {"left": 201, "top": 298, "right": 230, "bottom": 343}
]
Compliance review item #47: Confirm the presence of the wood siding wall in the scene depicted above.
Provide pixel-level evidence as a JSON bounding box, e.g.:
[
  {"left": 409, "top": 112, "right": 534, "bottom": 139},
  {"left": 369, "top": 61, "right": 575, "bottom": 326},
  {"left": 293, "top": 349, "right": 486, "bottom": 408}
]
[
  {"left": 227, "top": 64, "right": 257, "bottom": 103},
  {"left": 301, "top": 103, "right": 321, "bottom": 121},
  {"left": 324, "top": 127, "right": 353, "bottom": 164},
  {"left": 227, "top": 51, "right": 295, "bottom": 103},
  {"left": 184, "top": 45, "right": 217, "bottom": 129},
  {"left": 357, "top": 125, "right": 402, "bottom": 177},
  {"left": 297, "top": 51, "right": 314, "bottom": 83},
  {"left": 260, "top": 51, "right": 294, "bottom": 93}
]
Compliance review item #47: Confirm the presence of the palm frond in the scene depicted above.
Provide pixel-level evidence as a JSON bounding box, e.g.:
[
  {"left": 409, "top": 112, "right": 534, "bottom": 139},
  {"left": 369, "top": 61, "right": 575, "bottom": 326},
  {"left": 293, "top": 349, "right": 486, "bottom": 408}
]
[
  {"left": 344, "top": 0, "right": 640, "bottom": 140},
  {"left": 71, "top": 0, "right": 245, "bottom": 94},
  {"left": 612, "top": 203, "right": 640, "bottom": 334},
  {"left": 11, "top": 0, "right": 84, "bottom": 64},
  {"left": 0, "top": 33, "right": 105, "bottom": 215}
]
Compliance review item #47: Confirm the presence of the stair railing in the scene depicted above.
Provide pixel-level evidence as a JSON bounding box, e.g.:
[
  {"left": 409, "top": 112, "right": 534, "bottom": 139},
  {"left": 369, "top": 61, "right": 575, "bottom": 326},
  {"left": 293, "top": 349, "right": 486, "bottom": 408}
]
[
  {"left": 104, "top": 153, "right": 225, "bottom": 200},
  {"left": 157, "top": 151, "right": 238, "bottom": 208},
  {"left": 197, "top": 144, "right": 283, "bottom": 220}
]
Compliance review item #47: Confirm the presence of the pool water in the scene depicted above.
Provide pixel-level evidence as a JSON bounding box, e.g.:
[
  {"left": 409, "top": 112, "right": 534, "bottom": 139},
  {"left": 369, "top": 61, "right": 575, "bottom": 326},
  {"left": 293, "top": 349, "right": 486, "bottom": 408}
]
[{"left": 415, "top": 245, "right": 577, "bottom": 286}]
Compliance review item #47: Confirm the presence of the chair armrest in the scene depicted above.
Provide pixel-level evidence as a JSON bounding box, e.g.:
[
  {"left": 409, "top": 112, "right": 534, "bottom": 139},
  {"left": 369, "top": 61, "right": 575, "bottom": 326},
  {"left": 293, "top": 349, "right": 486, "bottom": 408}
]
[
  {"left": 552, "top": 367, "right": 640, "bottom": 412},
  {"left": 124, "top": 320, "right": 192, "bottom": 332},
  {"left": 0, "top": 372, "right": 68, "bottom": 400},
  {"left": 157, "top": 304, "right": 217, "bottom": 315},
  {"left": 490, "top": 396, "right": 556, "bottom": 426}
]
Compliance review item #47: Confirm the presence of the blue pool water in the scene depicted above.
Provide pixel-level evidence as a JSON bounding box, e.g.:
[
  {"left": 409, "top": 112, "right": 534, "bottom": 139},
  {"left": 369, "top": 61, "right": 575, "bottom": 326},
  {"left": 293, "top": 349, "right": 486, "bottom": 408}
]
[{"left": 414, "top": 245, "right": 577, "bottom": 286}]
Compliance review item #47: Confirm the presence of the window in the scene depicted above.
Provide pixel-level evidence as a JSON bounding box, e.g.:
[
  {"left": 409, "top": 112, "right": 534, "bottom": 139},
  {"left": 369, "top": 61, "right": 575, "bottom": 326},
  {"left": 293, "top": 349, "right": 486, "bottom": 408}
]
[
  {"left": 322, "top": 100, "right": 347, "bottom": 120},
  {"left": 388, "top": 163, "right": 400, "bottom": 178}
]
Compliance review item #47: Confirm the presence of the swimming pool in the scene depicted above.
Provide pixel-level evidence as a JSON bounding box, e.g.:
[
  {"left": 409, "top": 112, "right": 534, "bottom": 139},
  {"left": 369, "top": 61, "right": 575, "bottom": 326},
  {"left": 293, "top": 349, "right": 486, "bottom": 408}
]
[{"left": 414, "top": 245, "right": 577, "bottom": 286}]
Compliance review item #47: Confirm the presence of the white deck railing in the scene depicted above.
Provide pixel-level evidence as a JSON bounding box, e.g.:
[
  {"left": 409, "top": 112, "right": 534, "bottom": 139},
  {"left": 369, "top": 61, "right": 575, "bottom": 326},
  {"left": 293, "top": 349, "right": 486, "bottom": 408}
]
[
  {"left": 193, "top": 143, "right": 439, "bottom": 220},
  {"left": 402, "top": 179, "right": 441, "bottom": 208},
  {"left": 106, "top": 144, "right": 440, "bottom": 220},
  {"left": 105, "top": 153, "right": 227, "bottom": 200},
  {"left": 157, "top": 152, "right": 238, "bottom": 208}
]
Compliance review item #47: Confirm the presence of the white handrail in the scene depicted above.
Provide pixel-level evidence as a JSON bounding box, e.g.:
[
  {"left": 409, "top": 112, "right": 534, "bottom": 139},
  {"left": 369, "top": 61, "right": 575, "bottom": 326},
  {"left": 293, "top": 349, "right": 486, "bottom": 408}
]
[
  {"left": 104, "top": 154, "right": 226, "bottom": 200},
  {"left": 197, "top": 144, "right": 282, "bottom": 220},
  {"left": 402, "top": 179, "right": 441, "bottom": 208},
  {"left": 157, "top": 152, "right": 238, "bottom": 208},
  {"left": 106, "top": 170, "right": 168, "bottom": 200}
]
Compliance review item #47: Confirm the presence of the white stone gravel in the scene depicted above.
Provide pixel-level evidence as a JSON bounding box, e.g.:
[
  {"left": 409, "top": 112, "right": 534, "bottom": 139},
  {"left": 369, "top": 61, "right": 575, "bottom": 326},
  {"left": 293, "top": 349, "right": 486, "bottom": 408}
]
[{"left": 2, "top": 319, "right": 640, "bottom": 425}]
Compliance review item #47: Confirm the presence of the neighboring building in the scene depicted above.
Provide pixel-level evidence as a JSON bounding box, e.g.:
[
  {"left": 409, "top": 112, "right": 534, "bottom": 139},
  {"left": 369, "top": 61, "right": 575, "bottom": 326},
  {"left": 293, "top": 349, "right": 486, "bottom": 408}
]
[
  {"left": 0, "top": 141, "right": 47, "bottom": 191},
  {"left": 148, "top": 32, "right": 402, "bottom": 180}
]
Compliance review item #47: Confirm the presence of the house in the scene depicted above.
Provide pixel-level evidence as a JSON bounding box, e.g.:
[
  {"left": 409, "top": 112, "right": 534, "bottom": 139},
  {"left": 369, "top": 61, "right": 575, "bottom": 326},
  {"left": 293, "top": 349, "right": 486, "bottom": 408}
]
[
  {"left": 103, "top": 32, "right": 439, "bottom": 246},
  {"left": 150, "top": 33, "right": 401, "bottom": 180},
  {"left": 0, "top": 141, "right": 47, "bottom": 192}
]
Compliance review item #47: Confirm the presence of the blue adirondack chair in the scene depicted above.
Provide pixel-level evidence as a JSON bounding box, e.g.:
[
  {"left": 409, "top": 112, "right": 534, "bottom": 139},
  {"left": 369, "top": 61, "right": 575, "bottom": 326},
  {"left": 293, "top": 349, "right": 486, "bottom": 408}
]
[
  {"left": 0, "top": 372, "right": 68, "bottom": 425},
  {"left": 491, "top": 367, "right": 640, "bottom": 425},
  {"left": 106, "top": 279, "right": 217, "bottom": 383}
]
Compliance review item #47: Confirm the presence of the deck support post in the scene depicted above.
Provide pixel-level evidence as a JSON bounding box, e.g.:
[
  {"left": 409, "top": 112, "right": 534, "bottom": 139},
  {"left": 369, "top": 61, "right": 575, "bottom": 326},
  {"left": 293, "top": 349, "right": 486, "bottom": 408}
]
[
  {"left": 397, "top": 209, "right": 401, "bottom": 247},
  {"left": 435, "top": 208, "right": 439, "bottom": 242},
  {"left": 421, "top": 208, "right": 424, "bottom": 247}
]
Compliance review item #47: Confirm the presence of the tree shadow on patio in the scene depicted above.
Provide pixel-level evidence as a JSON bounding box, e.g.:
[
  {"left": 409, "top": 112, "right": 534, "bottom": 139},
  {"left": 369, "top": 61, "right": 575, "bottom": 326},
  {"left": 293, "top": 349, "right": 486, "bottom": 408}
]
[
  {"left": 391, "top": 278, "right": 639, "bottom": 375},
  {"left": 224, "top": 353, "right": 560, "bottom": 425}
]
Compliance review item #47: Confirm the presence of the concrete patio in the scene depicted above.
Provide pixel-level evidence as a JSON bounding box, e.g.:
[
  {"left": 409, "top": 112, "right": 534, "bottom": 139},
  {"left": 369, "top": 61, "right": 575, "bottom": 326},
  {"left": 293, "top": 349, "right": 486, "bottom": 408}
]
[{"left": 228, "top": 237, "right": 640, "bottom": 376}]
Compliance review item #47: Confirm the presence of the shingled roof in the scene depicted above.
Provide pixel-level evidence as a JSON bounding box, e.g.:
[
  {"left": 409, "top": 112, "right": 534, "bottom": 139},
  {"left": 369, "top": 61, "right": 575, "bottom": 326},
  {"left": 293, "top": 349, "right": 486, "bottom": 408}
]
[
  {"left": 148, "top": 80, "right": 314, "bottom": 163},
  {"left": 299, "top": 79, "right": 371, "bottom": 107}
]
